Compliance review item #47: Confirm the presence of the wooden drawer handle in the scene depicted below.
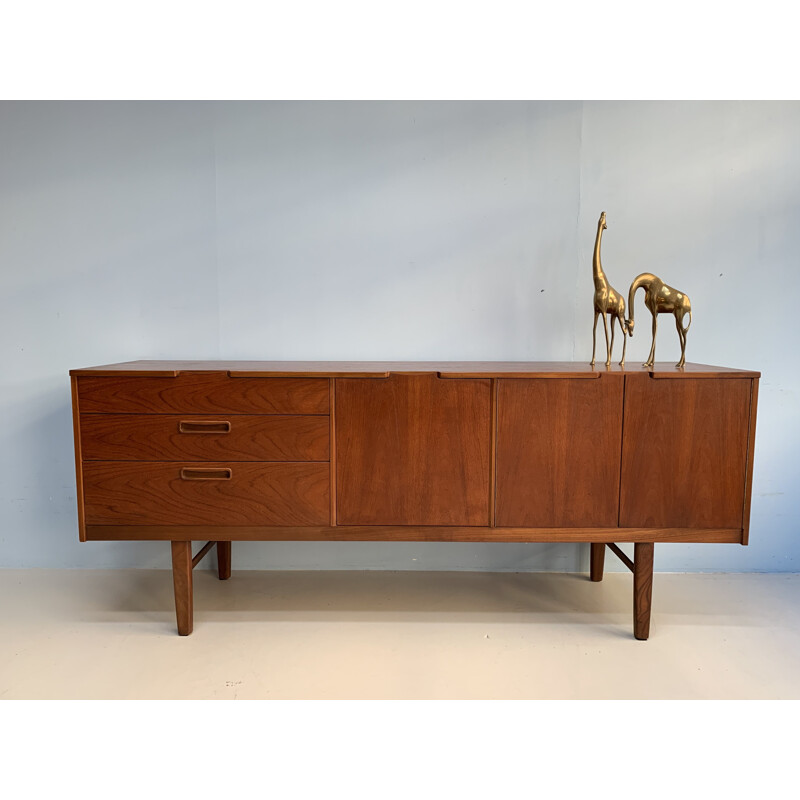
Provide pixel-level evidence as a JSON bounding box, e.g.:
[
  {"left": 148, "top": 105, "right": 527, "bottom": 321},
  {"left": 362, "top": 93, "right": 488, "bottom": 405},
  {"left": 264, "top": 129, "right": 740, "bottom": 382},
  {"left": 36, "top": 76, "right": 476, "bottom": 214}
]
[
  {"left": 180, "top": 467, "right": 233, "bottom": 480},
  {"left": 178, "top": 420, "right": 232, "bottom": 434}
]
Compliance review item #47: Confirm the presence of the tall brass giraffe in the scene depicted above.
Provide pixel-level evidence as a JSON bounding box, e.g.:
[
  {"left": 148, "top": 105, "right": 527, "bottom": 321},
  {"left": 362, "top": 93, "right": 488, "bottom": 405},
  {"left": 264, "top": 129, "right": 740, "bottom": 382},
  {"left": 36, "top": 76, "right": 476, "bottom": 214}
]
[
  {"left": 591, "top": 211, "right": 627, "bottom": 367},
  {"left": 626, "top": 274, "right": 692, "bottom": 368}
]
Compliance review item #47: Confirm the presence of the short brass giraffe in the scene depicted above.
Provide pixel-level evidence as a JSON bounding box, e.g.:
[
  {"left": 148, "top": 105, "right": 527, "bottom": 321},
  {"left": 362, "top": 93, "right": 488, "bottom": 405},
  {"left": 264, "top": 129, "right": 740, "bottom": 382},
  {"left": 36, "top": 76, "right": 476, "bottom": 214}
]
[
  {"left": 591, "top": 211, "right": 627, "bottom": 367},
  {"left": 626, "top": 273, "right": 692, "bottom": 368}
]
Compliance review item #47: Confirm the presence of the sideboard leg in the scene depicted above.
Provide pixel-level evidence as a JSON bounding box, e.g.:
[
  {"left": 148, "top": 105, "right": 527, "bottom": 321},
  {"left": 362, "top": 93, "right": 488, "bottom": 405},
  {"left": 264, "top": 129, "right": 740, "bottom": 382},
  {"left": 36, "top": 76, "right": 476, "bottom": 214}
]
[
  {"left": 590, "top": 543, "right": 605, "bottom": 581},
  {"left": 633, "top": 543, "right": 654, "bottom": 640},
  {"left": 217, "top": 541, "right": 231, "bottom": 580},
  {"left": 171, "top": 541, "right": 193, "bottom": 636}
]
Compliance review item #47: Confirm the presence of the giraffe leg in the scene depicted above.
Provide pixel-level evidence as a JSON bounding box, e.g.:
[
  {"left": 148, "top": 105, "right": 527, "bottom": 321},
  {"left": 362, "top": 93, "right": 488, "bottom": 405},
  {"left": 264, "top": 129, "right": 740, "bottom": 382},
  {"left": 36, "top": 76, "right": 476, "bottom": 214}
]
[
  {"left": 591, "top": 311, "right": 599, "bottom": 366},
  {"left": 644, "top": 312, "right": 657, "bottom": 367},
  {"left": 619, "top": 314, "right": 627, "bottom": 366},
  {"left": 681, "top": 320, "right": 688, "bottom": 368},
  {"left": 602, "top": 312, "right": 611, "bottom": 367},
  {"left": 675, "top": 313, "right": 687, "bottom": 368},
  {"left": 610, "top": 316, "right": 616, "bottom": 363}
]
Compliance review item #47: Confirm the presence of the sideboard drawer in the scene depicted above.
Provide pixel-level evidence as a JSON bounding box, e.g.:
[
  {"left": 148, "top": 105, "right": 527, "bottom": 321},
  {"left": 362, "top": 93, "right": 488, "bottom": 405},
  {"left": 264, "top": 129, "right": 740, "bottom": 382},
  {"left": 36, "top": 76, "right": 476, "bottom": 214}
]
[
  {"left": 83, "top": 462, "right": 330, "bottom": 526},
  {"left": 77, "top": 375, "right": 330, "bottom": 415},
  {"left": 80, "top": 414, "right": 330, "bottom": 462}
]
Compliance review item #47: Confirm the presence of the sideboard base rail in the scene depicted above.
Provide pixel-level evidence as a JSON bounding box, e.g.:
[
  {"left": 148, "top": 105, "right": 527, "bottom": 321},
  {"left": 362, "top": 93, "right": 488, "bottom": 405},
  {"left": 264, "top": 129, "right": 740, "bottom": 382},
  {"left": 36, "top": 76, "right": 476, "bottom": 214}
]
[
  {"left": 169, "top": 540, "right": 658, "bottom": 640},
  {"left": 86, "top": 525, "right": 743, "bottom": 543}
]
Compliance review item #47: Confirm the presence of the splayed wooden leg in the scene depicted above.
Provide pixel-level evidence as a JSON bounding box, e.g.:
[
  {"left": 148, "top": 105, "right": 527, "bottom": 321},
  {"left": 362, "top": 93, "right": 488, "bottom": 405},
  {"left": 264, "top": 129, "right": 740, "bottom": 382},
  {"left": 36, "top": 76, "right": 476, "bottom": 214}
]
[
  {"left": 633, "top": 542, "right": 654, "bottom": 640},
  {"left": 590, "top": 543, "right": 605, "bottom": 581},
  {"left": 217, "top": 541, "right": 231, "bottom": 580},
  {"left": 171, "top": 540, "right": 193, "bottom": 636}
]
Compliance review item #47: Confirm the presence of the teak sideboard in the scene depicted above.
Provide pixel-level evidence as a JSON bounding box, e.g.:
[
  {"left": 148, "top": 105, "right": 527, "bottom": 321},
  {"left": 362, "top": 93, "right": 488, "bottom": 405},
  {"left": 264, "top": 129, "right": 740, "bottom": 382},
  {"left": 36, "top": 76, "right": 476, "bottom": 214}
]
[{"left": 69, "top": 360, "right": 760, "bottom": 639}]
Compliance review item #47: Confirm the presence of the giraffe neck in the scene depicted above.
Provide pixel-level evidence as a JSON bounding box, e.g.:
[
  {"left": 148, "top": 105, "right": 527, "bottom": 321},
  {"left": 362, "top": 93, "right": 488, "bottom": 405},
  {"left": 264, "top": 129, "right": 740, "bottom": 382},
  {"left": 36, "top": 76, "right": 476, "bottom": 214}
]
[{"left": 593, "top": 223, "right": 607, "bottom": 287}]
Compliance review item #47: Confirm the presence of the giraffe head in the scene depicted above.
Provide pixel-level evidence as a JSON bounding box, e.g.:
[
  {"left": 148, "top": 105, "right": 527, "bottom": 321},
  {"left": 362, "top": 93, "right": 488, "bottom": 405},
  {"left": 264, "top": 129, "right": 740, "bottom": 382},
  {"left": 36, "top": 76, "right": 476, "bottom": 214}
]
[
  {"left": 625, "top": 318, "right": 635, "bottom": 336},
  {"left": 599, "top": 211, "right": 607, "bottom": 230}
]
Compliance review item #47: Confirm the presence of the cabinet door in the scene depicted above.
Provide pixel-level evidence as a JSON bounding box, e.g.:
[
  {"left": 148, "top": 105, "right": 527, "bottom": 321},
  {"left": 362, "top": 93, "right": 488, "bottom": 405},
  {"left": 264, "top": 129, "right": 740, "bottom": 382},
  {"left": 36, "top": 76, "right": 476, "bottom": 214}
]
[
  {"left": 495, "top": 376, "right": 624, "bottom": 527},
  {"left": 336, "top": 374, "right": 491, "bottom": 525},
  {"left": 619, "top": 377, "right": 751, "bottom": 529}
]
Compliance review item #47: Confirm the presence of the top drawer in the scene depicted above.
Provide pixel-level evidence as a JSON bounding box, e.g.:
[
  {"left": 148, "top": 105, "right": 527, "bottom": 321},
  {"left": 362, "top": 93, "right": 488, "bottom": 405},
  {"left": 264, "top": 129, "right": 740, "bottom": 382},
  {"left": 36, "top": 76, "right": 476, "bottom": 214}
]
[{"left": 77, "top": 374, "right": 330, "bottom": 415}]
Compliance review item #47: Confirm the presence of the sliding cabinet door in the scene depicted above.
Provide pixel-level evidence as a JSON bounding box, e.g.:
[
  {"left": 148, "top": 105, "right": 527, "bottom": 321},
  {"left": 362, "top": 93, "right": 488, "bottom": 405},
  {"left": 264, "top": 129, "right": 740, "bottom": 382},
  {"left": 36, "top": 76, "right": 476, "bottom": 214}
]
[
  {"left": 336, "top": 374, "right": 491, "bottom": 525},
  {"left": 620, "top": 377, "right": 751, "bottom": 529},
  {"left": 495, "top": 375, "right": 624, "bottom": 528}
]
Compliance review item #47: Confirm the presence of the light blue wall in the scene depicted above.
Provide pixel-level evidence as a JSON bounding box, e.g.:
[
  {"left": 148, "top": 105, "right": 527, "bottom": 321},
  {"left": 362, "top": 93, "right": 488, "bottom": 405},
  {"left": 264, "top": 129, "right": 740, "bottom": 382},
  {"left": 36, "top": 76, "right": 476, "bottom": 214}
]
[{"left": 1, "top": 100, "right": 797, "bottom": 571}]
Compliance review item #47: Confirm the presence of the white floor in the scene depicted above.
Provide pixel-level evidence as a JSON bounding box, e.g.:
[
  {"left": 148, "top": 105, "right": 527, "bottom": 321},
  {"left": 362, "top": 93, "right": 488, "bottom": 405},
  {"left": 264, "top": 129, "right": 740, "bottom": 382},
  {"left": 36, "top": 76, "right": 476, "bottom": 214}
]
[{"left": 1, "top": 568, "right": 798, "bottom": 699}]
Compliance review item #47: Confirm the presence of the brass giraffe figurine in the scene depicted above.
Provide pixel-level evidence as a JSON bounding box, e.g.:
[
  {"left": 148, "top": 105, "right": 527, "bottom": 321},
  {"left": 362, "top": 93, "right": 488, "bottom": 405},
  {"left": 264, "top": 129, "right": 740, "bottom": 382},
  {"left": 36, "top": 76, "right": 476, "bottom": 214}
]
[
  {"left": 591, "top": 211, "right": 627, "bottom": 367},
  {"left": 626, "top": 273, "right": 692, "bottom": 368}
]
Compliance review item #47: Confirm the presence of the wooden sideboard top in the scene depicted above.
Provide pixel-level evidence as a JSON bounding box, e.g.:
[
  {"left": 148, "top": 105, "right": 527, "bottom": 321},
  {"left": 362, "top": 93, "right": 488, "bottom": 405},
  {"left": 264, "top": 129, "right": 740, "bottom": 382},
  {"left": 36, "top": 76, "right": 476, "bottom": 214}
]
[{"left": 70, "top": 361, "right": 761, "bottom": 379}]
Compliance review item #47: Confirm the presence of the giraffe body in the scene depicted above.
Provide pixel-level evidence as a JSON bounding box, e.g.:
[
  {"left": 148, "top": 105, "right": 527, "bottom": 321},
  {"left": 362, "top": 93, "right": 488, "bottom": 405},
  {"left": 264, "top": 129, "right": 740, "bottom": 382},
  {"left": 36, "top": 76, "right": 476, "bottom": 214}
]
[
  {"left": 626, "top": 273, "right": 692, "bottom": 368},
  {"left": 591, "top": 212, "right": 627, "bottom": 367}
]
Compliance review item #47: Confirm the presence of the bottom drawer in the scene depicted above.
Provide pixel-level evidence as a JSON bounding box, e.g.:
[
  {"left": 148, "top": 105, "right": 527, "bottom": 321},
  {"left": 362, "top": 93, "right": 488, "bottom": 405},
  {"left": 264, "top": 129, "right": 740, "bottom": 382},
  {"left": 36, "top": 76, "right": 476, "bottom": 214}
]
[{"left": 83, "top": 462, "right": 330, "bottom": 526}]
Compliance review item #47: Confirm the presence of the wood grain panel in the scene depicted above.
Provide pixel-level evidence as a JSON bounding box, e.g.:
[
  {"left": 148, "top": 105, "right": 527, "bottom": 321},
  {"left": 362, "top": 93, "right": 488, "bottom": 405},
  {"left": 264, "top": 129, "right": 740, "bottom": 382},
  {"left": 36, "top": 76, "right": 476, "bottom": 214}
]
[
  {"left": 329, "top": 378, "right": 337, "bottom": 524},
  {"left": 488, "top": 379, "right": 497, "bottom": 524},
  {"left": 77, "top": 375, "right": 329, "bottom": 414},
  {"left": 71, "top": 376, "right": 86, "bottom": 542},
  {"left": 80, "top": 414, "right": 329, "bottom": 461},
  {"left": 741, "top": 377, "right": 759, "bottom": 545},
  {"left": 620, "top": 377, "right": 751, "bottom": 529},
  {"left": 335, "top": 374, "right": 491, "bottom": 525},
  {"left": 647, "top": 362, "right": 760, "bottom": 379},
  {"left": 83, "top": 462, "right": 330, "bottom": 526},
  {"left": 495, "top": 375, "right": 624, "bottom": 527}
]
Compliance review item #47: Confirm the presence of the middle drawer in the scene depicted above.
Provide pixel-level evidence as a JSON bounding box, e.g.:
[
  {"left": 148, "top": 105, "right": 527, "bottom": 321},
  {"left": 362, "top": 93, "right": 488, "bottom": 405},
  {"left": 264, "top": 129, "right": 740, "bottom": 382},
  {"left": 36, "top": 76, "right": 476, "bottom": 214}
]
[{"left": 80, "top": 414, "right": 329, "bottom": 462}]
